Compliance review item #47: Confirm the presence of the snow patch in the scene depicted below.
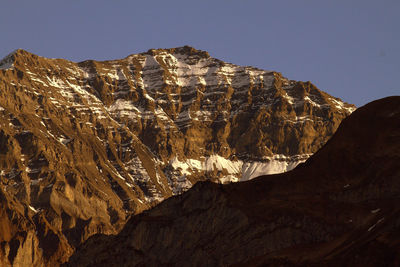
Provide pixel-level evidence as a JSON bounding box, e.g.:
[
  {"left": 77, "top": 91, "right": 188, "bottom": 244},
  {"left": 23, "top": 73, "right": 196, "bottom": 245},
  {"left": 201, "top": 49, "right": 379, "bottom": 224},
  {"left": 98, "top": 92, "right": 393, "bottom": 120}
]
[
  {"left": 203, "top": 155, "right": 242, "bottom": 174},
  {"left": 170, "top": 154, "right": 308, "bottom": 183},
  {"left": 330, "top": 98, "right": 356, "bottom": 113},
  {"left": 25, "top": 167, "right": 40, "bottom": 174},
  {"left": 58, "top": 136, "right": 71, "bottom": 145},
  {"left": 29, "top": 205, "right": 38, "bottom": 213},
  {"left": 368, "top": 218, "right": 384, "bottom": 232},
  {"left": 241, "top": 157, "right": 304, "bottom": 181}
]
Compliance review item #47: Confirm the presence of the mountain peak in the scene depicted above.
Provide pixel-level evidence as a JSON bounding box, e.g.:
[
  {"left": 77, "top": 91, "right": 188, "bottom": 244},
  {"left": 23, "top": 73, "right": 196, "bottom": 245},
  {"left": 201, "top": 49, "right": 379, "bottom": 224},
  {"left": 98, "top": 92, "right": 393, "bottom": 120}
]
[
  {"left": 144, "top": 45, "right": 210, "bottom": 58},
  {"left": 0, "top": 50, "right": 19, "bottom": 70},
  {"left": 1, "top": 48, "right": 34, "bottom": 60},
  {"left": 0, "top": 49, "right": 38, "bottom": 70},
  {"left": 0, "top": 46, "right": 357, "bottom": 266}
]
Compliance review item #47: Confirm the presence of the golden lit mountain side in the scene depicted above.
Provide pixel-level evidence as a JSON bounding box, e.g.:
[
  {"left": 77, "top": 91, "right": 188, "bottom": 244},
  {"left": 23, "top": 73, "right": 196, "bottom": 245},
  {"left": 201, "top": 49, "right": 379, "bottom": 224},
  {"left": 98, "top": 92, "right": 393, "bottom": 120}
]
[
  {"left": 0, "top": 46, "right": 354, "bottom": 266},
  {"left": 68, "top": 96, "right": 400, "bottom": 267}
]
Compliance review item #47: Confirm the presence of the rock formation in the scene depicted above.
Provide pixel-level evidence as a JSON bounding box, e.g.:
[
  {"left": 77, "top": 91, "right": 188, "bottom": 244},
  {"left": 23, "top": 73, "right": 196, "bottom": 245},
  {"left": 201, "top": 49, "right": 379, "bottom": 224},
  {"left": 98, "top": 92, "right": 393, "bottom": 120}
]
[
  {"left": 0, "top": 46, "right": 354, "bottom": 266},
  {"left": 67, "top": 96, "right": 400, "bottom": 267}
]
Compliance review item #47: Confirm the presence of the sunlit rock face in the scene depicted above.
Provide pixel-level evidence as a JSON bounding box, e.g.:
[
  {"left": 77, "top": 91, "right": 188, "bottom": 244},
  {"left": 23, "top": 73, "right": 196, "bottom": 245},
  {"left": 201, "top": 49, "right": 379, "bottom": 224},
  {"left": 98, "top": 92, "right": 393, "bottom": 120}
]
[
  {"left": 68, "top": 97, "right": 400, "bottom": 267},
  {"left": 0, "top": 46, "right": 354, "bottom": 266}
]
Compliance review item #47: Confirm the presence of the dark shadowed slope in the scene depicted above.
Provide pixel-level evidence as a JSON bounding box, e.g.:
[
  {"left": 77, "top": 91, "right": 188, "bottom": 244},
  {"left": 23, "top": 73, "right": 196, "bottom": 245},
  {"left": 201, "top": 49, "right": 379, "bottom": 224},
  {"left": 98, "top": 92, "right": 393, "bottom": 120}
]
[{"left": 67, "top": 96, "right": 400, "bottom": 267}]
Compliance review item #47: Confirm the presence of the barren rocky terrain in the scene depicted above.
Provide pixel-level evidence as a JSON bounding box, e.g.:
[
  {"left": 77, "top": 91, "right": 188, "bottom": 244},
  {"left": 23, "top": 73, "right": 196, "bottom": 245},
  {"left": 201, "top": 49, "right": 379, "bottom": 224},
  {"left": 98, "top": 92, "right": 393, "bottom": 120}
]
[
  {"left": 0, "top": 46, "right": 354, "bottom": 266},
  {"left": 68, "top": 96, "right": 400, "bottom": 267}
]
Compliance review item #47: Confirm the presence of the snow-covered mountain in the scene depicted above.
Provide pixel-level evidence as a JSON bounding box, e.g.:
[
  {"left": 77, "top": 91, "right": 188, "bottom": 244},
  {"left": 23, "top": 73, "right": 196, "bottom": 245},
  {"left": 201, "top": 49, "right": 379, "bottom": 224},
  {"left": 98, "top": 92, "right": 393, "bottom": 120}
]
[{"left": 0, "top": 46, "right": 354, "bottom": 266}]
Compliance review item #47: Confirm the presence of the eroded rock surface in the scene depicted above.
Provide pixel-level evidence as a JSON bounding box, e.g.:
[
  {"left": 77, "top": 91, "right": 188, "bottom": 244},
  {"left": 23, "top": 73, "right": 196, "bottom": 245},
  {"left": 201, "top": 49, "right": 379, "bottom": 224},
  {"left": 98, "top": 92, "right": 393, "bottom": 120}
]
[
  {"left": 0, "top": 46, "right": 354, "bottom": 266},
  {"left": 68, "top": 97, "right": 400, "bottom": 267}
]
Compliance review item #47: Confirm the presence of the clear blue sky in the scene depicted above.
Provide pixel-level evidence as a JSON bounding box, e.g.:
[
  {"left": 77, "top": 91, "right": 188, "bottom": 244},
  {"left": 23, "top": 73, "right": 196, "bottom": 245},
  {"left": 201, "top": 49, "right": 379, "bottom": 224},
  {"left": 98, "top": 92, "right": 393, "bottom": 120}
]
[{"left": 1, "top": 0, "right": 399, "bottom": 106}]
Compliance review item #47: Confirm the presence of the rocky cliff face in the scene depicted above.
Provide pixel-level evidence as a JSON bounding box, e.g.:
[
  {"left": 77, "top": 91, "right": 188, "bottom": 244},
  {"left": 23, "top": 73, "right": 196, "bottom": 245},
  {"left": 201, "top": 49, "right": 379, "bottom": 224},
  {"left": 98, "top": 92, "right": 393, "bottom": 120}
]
[
  {"left": 67, "top": 96, "right": 400, "bottom": 267},
  {"left": 0, "top": 46, "right": 354, "bottom": 266}
]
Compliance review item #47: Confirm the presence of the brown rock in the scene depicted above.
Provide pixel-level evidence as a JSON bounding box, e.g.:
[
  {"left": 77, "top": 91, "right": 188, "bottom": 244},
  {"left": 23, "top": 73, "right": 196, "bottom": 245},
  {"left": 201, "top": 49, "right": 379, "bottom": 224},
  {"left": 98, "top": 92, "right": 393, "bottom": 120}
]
[
  {"left": 0, "top": 46, "right": 355, "bottom": 265},
  {"left": 67, "top": 96, "right": 400, "bottom": 267}
]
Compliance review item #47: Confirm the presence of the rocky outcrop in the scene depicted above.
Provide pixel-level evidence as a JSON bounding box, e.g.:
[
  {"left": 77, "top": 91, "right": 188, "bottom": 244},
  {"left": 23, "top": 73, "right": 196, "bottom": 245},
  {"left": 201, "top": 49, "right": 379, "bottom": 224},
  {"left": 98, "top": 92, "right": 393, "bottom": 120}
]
[
  {"left": 0, "top": 46, "right": 354, "bottom": 265},
  {"left": 67, "top": 96, "right": 400, "bottom": 266}
]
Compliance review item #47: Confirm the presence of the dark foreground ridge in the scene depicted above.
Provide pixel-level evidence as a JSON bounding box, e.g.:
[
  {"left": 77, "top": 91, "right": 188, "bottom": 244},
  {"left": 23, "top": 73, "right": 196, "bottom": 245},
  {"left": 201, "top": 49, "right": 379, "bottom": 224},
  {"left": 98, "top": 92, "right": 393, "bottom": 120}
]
[{"left": 67, "top": 96, "right": 400, "bottom": 267}]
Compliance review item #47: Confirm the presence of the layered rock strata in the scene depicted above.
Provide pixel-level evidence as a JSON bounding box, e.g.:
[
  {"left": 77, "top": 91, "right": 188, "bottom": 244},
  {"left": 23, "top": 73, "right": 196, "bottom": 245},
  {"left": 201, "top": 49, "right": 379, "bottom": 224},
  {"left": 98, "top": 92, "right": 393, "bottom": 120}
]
[
  {"left": 0, "top": 46, "right": 354, "bottom": 265},
  {"left": 68, "top": 96, "right": 400, "bottom": 267}
]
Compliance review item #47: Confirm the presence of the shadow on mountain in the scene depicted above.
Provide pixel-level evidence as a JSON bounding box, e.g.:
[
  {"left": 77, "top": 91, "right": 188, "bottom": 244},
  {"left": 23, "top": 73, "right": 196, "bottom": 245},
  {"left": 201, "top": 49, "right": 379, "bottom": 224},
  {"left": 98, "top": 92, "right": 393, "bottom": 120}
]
[{"left": 68, "top": 96, "right": 400, "bottom": 266}]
